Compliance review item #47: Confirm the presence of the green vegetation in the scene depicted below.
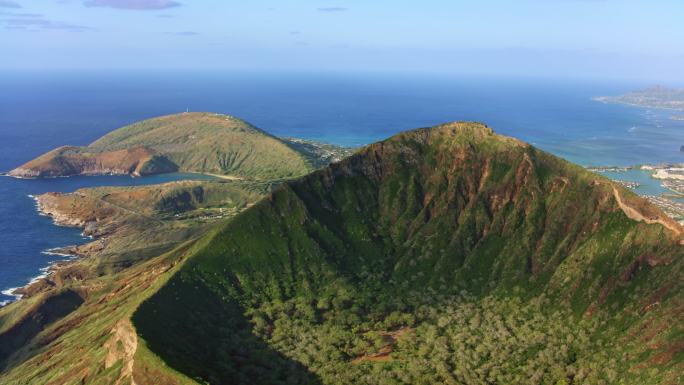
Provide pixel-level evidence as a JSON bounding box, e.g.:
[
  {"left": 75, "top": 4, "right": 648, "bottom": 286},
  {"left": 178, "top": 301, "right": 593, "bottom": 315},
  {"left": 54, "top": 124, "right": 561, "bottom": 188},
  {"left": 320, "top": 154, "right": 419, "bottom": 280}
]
[
  {"left": 25, "top": 179, "right": 271, "bottom": 286},
  {"left": 89, "top": 112, "right": 313, "bottom": 179},
  {"left": 0, "top": 239, "right": 202, "bottom": 385},
  {"left": 2, "top": 122, "right": 683, "bottom": 384},
  {"left": 9, "top": 112, "right": 353, "bottom": 180},
  {"left": 132, "top": 123, "right": 684, "bottom": 384}
]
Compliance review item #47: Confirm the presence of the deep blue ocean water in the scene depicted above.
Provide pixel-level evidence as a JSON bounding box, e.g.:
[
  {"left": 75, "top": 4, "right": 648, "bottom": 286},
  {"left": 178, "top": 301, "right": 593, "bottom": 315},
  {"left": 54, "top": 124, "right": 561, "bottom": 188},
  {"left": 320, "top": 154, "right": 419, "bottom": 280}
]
[{"left": 1, "top": 71, "right": 683, "bottom": 305}]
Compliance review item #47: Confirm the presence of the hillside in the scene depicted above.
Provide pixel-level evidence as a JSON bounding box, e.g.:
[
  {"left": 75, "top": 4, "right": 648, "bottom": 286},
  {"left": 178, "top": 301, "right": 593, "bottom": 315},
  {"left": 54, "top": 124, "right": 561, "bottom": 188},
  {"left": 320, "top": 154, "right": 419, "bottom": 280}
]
[
  {"left": 8, "top": 112, "right": 344, "bottom": 180},
  {"left": 0, "top": 178, "right": 273, "bottom": 384},
  {"left": 10, "top": 179, "right": 270, "bottom": 300},
  {"left": 132, "top": 123, "right": 684, "bottom": 384},
  {"left": 1, "top": 122, "right": 683, "bottom": 384}
]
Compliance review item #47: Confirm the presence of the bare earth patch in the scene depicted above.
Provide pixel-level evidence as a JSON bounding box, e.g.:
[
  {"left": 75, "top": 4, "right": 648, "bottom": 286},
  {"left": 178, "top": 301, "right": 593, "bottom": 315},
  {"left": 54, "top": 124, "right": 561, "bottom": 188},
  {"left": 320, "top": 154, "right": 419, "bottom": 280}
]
[
  {"left": 612, "top": 186, "right": 682, "bottom": 237},
  {"left": 351, "top": 327, "right": 413, "bottom": 364},
  {"left": 104, "top": 319, "right": 138, "bottom": 385}
]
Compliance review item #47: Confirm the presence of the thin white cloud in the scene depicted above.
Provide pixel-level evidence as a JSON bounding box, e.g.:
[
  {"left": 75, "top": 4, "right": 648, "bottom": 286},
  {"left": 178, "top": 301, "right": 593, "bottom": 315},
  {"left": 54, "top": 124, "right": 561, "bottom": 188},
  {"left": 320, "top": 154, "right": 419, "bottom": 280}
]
[
  {"left": 0, "top": 1, "right": 21, "bottom": 9},
  {"left": 84, "top": 0, "right": 180, "bottom": 10},
  {"left": 317, "top": 7, "right": 348, "bottom": 12},
  {"left": 2, "top": 12, "right": 42, "bottom": 17},
  {"left": 1, "top": 12, "right": 91, "bottom": 31},
  {"left": 167, "top": 30, "right": 198, "bottom": 36},
  {"left": 2, "top": 17, "right": 91, "bottom": 31}
]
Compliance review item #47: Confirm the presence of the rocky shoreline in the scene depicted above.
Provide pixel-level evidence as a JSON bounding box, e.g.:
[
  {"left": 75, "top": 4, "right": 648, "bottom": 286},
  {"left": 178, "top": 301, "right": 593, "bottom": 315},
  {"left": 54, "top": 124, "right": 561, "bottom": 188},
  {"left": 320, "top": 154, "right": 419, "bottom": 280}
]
[
  {"left": 35, "top": 193, "right": 90, "bottom": 227},
  {"left": 1, "top": 249, "right": 85, "bottom": 304},
  {"left": 6, "top": 145, "right": 176, "bottom": 179},
  {"left": 1, "top": 178, "right": 264, "bottom": 306},
  {"left": 0, "top": 196, "right": 96, "bottom": 305}
]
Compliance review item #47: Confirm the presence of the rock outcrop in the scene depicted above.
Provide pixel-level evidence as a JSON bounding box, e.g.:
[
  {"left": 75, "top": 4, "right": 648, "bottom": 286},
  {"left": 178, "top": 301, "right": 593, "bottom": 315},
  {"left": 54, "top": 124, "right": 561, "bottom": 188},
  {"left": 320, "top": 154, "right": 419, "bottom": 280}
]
[{"left": 8, "top": 146, "right": 177, "bottom": 178}]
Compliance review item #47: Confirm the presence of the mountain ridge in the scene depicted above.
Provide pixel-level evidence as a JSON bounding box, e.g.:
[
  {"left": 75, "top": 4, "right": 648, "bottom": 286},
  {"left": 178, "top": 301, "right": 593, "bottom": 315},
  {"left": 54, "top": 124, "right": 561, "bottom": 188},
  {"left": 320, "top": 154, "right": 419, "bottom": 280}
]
[
  {"left": 1, "top": 121, "right": 682, "bottom": 384},
  {"left": 131, "top": 122, "right": 684, "bottom": 384}
]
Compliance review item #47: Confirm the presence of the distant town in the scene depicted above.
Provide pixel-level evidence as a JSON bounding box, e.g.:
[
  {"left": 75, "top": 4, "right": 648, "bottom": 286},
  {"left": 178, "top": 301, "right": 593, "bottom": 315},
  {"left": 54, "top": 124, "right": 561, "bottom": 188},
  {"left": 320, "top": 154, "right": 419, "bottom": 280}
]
[
  {"left": 590, "top": 86, "right": 684, "bottom": 223},
  {"left": 591, "top": 163, "right": 684, "bottom": 223}
]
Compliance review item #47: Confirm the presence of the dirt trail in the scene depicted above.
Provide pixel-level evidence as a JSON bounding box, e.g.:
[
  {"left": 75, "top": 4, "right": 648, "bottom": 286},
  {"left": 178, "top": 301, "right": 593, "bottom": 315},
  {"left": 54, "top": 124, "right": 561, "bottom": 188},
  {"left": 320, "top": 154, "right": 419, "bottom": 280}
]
[
  {"left": 195, "top": 172, "right": 242, "bottom": 181},
  {"left": 612, "top": 186, "right": 682, "bottom": 236},
  {"left": 100, "top": 195, "right": 166, "bottom": 226},
  {"left": 104, "top": 319, "right": 138, "bottom": 385},
  {"left": 351, "top": 327, "right": 413, "bottom": 365}
]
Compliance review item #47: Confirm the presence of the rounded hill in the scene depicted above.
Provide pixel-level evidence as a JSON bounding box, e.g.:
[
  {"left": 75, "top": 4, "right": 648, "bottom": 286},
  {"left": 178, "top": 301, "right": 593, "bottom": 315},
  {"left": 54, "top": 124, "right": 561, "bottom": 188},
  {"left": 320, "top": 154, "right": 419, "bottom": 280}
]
[{"left": 9, "top": 112, "right": 317, "bottom": 180}]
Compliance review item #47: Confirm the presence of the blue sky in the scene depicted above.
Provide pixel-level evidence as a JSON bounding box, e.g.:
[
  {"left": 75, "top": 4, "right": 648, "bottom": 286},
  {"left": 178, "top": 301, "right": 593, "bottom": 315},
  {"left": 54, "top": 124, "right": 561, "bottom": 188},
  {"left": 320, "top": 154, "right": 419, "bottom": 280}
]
[{"left": 2, "top": 0, "right": 684, "bottom": 81}]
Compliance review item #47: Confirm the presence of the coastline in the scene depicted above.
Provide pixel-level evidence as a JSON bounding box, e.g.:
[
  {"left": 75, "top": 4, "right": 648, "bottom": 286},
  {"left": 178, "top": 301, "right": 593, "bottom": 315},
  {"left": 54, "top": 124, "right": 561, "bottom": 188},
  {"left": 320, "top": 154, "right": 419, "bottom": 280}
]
[
  {"left": 1, "top": 172, "right": 220, "bottom": 307},
  {"left": 0, "top": 194, "right": 87, "bottom": 307},
  {"left": 0, "top": 255, "right": 81, "bottom": 306},
  {"left": 0, "top": 287, "right": 22, "bottom": 306},
  {"left": 590, "top": 164, "right": 684, "bottom": 224},
  {"left": 3, "top": 170, "right": 135, "bottom": 180},
  {"left": 591, "top": 96, "right": 684, "bottom": 112}
]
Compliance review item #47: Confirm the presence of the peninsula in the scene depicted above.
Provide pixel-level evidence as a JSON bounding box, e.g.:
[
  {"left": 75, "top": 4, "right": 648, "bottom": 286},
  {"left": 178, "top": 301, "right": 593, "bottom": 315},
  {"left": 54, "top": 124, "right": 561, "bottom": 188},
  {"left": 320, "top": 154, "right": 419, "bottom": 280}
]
[
  {"left": 8, "top": 112, "right": 354, "bottom": 180},
  {"left": 2, "top": 112, "right": 353, "bottom": 301},
  {"left": 593, "top": 85, "right": 684, "bottom": 111}
]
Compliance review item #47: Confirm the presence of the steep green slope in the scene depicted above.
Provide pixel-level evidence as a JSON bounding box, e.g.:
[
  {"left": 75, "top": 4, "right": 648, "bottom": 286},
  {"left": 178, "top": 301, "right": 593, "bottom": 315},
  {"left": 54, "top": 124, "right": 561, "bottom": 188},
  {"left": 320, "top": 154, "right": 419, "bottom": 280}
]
[
  {"left": 0, "top": 240, "right": 203, "bottom": 385},
  {"left": 9, "top": 113, "right": 319, "bottom": 180},
  {"left": 0, "top": 178, "right": 273, "bottom": 384},
  {"left": 134, "top": 122, "right": 684, "bottom": 384}
]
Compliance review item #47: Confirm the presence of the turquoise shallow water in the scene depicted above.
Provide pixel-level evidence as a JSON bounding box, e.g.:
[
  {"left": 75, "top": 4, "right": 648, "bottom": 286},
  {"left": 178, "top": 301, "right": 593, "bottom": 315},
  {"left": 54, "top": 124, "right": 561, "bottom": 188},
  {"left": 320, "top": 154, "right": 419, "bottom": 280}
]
[
  {"left": 602, "top": 169, "right": 684, "bottom": 203},
  {"left": 1, "top": 71, "right": 683, "bottom": 305}
]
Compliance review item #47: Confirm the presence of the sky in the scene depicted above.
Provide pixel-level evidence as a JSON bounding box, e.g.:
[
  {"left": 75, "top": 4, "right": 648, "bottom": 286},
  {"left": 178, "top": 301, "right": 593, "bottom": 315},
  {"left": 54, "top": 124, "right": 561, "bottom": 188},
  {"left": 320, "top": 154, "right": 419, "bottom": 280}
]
[{"left": 1, "top": 0, "right": 684, "bottom": 81}]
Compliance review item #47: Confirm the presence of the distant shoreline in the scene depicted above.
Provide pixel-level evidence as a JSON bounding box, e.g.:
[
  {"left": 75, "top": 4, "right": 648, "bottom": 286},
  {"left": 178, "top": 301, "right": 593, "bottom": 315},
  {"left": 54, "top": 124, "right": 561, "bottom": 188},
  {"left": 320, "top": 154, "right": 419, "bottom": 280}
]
[
  {"left": 592, "top": 96, "right": 684, "bottom": 112},
  {"left": 592, "top": 86, "right": 684, "bottom": 112}
]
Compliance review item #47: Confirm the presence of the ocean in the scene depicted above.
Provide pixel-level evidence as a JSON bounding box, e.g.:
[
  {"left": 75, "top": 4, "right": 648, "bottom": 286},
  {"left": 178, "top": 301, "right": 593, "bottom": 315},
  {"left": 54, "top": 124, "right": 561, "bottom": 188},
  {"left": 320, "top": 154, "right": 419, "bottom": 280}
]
[{"left": 1, "top": 71, "right": 683, "bottom": 305}]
